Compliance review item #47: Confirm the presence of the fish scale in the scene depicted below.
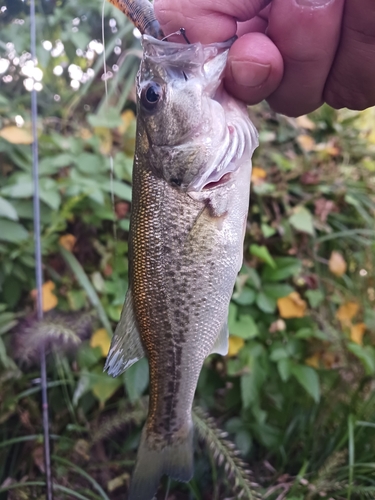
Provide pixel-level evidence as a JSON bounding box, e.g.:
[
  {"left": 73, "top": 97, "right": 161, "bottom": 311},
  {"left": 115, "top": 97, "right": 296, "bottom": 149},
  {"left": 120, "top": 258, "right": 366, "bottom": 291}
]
[
  {"left": 131, "top": 163, "right": 207, "bottom": 438},
  {"left": 104, "top": 34, "right": 258, "bottom": 499}
]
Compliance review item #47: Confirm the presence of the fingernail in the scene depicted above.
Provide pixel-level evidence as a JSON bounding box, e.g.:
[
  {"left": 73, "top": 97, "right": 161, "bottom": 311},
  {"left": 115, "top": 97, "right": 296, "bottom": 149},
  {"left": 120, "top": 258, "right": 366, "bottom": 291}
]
[
  {"left": 296, "top": 0, "right": 332, "bottom": 6},
  {"left": 230, "top": 60, "right": 271, "bottom": 88}
]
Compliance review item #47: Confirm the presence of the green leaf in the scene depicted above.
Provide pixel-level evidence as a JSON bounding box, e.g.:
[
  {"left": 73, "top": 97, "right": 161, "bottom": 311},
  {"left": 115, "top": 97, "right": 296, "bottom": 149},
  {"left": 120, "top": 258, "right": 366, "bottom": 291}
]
[
  {"left": 295, "top": 327, "right": 328, "bottom": 340},
  {"left": 74, "top": 153, "right": 104, "bottom": 175},
  {"left": 289, "top": 207, "right": 314, "bottom": 235},
  {"left": 75, "top": 365, "right": 123, "bottom": 406},
  {"left": 0, "top": 318, "right": 17, "bottom": 335},
  {"left": 262, "top": 283, "right": 294, "bottom": 299},
  {"left": 244, "top": 267, "right": 261, "bottom": 290},
  {"left": 60, "top": 247, "right": 113, "bottom": 335},
  {"left": 102, "top": 180, "right": 132, "bottom": 201},
  {"left": 77, "top": 344, "right": 103, "bottom": 370},
  {"left": 305, "top": 289, "right": 324, "bottom": 308},
  {"left": 253, "top": 182, "right": 275, "bottom": 196},
  {"left": 67, "top": 290, "right": 87, "bottom": 311},
  {"left": 291, "top": 364, "right": 320, "bottom": 402},
  {"left": 91, "top": 367, "right": 122, "bottom": 405},
  {"left": 235, "top": 430, "right": 252, "bottom": 456},
  {"left": 0, "top": 219, "right": 28, "bottom": 243},
  {"left": 270, "top": 347, "right": 289, "bottom": 362},
  {"left": 228, "top": 304, "right": 258, "bottom": 339},
  {"left": 240, "top": 373, "right": 258, "bottom": 409},
  {"left": 271, "top": 152, "right": 294, "bottom": 171},
  {"left": 1, "top": 180, "right": 33, "bottom": 198},
  {"left": 348, "top": 343, "right": 375, "bottom": 375},
  {"left": 249, "top": 244, "right": 276, "bottom": 268},
  {"left": 0, "top": 94, "right": 9, "bottom": 106},
  {"left": 256, "top": 291, "right": 276, "bottom": 313},
  {"left": 87, "top": 109, "right": 123, "bottom": 129},
  {"left": 262, "top": 257, "right": 302, "bottom": 282},
  {"left": 39, "top": 154, "right": 74, "bottom": 175},
  {"left": 70, "top": 30, "right": 90, "bottom": 50},
  {"left": 114, "top": 152, "right": 133, "bottom": 182},
  {"left": 364, "top": 309, "right": 375, "bottom": 330},
  {"left": 2, "top": 277, "right": 22, "bottom": 308},
  {"left": 345, "top": 194, "right": 360, "bottom": 207},
  {"left": 253, "top": 421, "right": 281, "bottom": 448},
  {"left": 119, "top": 219, "right": 130, "bottom": 231},
  {"left": 261, "top": 223, "right": 276, "bottom": 238},
  {"left": 0, "top": 197, "right": 18, "bottom": 220},
  {"left": 277, "top": 358, "right": 292, "bottom": 382},
  {"left": 39, "top": 178, "right": 61, "bottom": 210},
  {"left": 124, "top": 358, "right": 149, "bottom": 404},
  {"left": 225, "top": 417, "right": 244, "bottom": 433},
  {"left": 241, "top": 358, "right": 267, "bottom": 409},
  {"left": 0, "top": 336, "right": 18, "bottom": 370},
  {"left": 232, "top": 287, "right": 256, "bottom": 306}
]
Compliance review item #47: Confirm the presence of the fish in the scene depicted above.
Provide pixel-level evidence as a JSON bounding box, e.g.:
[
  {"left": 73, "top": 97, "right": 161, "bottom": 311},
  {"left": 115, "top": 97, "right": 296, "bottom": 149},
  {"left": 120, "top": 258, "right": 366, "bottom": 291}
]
[{"left": 104, "top": 32, "right": 258, "bottom": 500}]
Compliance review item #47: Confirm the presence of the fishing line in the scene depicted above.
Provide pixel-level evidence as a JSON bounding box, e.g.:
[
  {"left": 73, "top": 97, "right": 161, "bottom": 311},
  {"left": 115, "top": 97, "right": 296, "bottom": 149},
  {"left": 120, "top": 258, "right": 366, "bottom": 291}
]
[
  {"left": 30, "top": 0, "right": 54, "bottom": 498},
  {"left": 102, "top": 0, "right": 118, "bottom": 244}
]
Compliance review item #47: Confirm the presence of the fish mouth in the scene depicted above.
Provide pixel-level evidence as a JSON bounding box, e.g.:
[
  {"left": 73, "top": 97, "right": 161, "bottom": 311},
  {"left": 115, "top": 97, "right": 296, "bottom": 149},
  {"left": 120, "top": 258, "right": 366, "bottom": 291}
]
[
  {"left": 202, "top": 172, "right": 232, "bottom": 190},
  {"left": 187, "top": 120, "right": 248, "bottom": 192},
  {"left": 142, "top": 34, "right": 236, "bottom": 64}
]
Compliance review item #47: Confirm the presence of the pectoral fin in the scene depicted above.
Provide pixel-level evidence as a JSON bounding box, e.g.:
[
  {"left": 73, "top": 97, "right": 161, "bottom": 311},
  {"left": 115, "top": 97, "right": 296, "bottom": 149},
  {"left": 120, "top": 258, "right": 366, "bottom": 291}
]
[
  {"left": 104, "top": 288, "right": 145, "bottom": 377},
  {"left": 210, "top": 321, "right": 229, "bottom": 356}
]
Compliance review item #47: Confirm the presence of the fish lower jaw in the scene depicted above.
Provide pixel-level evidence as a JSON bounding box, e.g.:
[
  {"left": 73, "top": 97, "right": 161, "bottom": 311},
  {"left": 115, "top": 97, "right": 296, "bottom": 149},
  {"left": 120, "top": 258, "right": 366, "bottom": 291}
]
[
  {"left": 188, "top": 122, "right": 244, "bottom": 192},
  {"left": 202, "top": 171, "right": 232, "bottom": 190}
]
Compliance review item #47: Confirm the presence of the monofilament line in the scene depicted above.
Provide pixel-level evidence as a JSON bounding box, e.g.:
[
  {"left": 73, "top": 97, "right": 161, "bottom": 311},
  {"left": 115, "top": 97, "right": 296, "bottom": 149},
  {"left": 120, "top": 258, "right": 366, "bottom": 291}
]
[
  {"left": 102, "top": 0, "right": 117, "bottom": 243},
  {"left": 30, "top": 0, "right": 54, "bottom": 498}
]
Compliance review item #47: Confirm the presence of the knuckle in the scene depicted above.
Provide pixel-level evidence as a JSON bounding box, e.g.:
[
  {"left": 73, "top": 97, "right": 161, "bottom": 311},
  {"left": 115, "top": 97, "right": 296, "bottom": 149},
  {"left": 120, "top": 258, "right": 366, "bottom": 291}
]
[{"left": 324, "top": 82, "right": 374, "bottom": 110}]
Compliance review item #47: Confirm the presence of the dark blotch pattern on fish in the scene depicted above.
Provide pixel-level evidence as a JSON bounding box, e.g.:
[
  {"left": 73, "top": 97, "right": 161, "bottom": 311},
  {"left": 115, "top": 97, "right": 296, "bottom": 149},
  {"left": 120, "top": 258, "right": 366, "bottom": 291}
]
[{"left": 129, "top": 155, "right": 240, "bottom": 442}]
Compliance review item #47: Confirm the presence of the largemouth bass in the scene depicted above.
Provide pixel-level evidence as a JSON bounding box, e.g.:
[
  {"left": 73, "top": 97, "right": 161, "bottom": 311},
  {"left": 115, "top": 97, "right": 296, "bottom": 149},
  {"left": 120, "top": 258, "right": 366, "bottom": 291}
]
[{"left": 105, "top": 34, "right": 258, "bottom": 499}]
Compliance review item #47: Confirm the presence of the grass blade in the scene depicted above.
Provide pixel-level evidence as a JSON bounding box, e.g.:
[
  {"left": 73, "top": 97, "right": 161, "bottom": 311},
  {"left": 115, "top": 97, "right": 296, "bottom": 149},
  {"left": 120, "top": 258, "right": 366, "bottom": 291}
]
[
  {"left": 53, "top": 455, "right": 111, "bottom": 500},
  {"left": 59, "top": 246, "right": 113, "bottom": 335},
  {"left": 316, "top": 229, "right": 375, "bottom": 243},
  {"left": 0, "top": 481, "right": 46, "bottom": 493}
]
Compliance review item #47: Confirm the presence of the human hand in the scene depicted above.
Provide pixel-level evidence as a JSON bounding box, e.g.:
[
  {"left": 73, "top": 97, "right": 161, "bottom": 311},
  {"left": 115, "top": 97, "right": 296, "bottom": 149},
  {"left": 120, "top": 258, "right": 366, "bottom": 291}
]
[{"left": 154, "top": 0, "right": 375, "bottom": 117}]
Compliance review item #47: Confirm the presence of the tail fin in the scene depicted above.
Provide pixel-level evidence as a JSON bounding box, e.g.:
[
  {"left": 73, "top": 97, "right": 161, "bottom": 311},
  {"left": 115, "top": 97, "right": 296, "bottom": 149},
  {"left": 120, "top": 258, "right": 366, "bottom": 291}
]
[{"left": 127, "top": 424, "right": 194, "bottom": 500}]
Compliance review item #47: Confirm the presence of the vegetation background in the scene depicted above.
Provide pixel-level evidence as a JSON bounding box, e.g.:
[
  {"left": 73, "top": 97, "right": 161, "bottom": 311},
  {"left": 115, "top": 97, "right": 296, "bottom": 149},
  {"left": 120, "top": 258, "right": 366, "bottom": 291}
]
[{"left": 0, "top": 0, "right": 375, "bottom": 498}]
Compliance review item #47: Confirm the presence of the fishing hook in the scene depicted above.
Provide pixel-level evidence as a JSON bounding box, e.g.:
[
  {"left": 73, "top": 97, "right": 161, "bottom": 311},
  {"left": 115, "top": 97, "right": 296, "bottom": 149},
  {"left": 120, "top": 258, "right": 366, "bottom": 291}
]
[{"left": 162, "top": 27, "right": 191, "bottom": 44}]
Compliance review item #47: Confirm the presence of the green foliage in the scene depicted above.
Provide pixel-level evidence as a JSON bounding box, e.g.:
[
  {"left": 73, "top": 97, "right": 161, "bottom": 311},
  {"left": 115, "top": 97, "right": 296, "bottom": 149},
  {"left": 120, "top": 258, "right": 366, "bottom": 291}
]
[{"left": 1, "top": 0, "right": 375, "bottom": 498}]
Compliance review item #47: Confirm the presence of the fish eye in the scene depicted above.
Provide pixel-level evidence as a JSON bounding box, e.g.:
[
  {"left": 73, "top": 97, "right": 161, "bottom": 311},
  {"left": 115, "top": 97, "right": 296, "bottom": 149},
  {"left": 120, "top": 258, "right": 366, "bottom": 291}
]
[{"left": 141, "top": 82, "right": 163, "bottom": 110}]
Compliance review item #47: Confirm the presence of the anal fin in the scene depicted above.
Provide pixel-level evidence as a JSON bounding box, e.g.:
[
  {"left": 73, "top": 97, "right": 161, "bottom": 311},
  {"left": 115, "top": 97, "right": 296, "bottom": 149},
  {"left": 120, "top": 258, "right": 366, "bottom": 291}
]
[
  {"left": 104, "top": 288, "right": 145, "bottom": 377},
  {"left": 210, "top": 321, "right": 229, "bottom": 356}
]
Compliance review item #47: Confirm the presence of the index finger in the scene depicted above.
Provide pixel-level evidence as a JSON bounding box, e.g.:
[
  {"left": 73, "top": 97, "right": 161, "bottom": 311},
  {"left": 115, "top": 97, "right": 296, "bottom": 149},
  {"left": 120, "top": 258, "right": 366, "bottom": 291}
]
[{"left": 154, "top": 0, "right": 271, "bottom": 43}]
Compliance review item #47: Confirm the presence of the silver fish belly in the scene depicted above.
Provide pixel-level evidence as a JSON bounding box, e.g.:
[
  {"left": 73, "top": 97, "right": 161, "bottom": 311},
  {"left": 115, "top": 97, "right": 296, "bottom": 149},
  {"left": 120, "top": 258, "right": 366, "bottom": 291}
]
[{"left": 105, "top": 35, "right": 258, "bottom": 500}]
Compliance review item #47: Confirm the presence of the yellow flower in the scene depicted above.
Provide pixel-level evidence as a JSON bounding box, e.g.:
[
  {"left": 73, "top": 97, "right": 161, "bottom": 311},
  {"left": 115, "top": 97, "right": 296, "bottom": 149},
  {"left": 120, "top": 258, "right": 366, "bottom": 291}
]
[
  {"left": 227, "top": 336, "right": 245, "bottom": 357},
  {"left": 90, "top": 328, "right": 111, "bottom": 357}
]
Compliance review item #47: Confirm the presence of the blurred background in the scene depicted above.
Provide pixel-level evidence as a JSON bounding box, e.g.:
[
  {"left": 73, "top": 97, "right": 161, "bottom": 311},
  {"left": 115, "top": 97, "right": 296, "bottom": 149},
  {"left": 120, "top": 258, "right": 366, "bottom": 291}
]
[{"left": 0, "top": 0, "right": 375, "bottom": 498}]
